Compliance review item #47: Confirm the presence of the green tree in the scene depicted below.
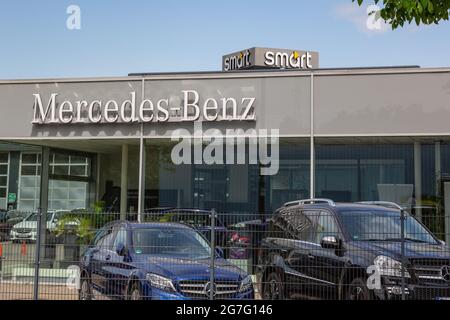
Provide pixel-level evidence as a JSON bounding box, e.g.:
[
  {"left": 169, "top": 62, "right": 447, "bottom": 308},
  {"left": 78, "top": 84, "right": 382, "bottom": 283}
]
[{"left": 355, "top": 0, "right": 450, "bottom": 29}]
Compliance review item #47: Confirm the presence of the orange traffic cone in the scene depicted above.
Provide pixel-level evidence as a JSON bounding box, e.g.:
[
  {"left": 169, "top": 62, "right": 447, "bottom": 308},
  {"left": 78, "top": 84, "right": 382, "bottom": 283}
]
[
  {"left": 0, "top": 243, "right": 3, "bottom": 257},
  {"left": 21, "top": 241, "right": 27, "bottom": 256}
]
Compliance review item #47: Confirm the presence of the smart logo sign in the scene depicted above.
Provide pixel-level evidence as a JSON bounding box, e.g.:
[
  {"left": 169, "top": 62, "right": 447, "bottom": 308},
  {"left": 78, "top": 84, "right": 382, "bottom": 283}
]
[
  {"left": 222, "top": 47, "right": 319, "bottom": 72},
  {"left": 223, "top": 50, "right": 252, "bottom": 72},
  {"left": 31, "top": 90, "right": 256, "bottom": 125}
]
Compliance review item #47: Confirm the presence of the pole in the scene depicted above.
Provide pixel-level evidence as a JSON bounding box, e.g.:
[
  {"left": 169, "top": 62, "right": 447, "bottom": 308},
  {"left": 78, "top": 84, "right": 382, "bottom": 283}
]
[
  {"left": 210, "top": 209, "right": 216, "bottom": 301},
  {"left": 400, "top": 209, "right": 406, "bottom": 301},
  {"left": 34, "top": 147, "right": 50, "bottom": 300},
  {"left": 120, "top": 144, "right": 129, "bottom": 220},
  {"left": 33, "top": 208, "right": 43, "bottom": 300}
]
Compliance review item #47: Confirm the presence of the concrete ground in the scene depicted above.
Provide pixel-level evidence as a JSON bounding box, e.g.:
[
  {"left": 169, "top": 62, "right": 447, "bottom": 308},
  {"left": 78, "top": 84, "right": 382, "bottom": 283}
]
[
  {"left": 0, "top": 282, "right": 78, "bottom": 300},
  {"left": 0, "top": 241, "right": 262, "bottom": 300}
]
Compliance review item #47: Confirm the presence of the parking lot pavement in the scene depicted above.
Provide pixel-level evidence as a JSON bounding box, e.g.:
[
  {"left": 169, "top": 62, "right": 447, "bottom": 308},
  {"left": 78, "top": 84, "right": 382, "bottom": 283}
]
[
  {"left": 0, "top": 241, "right": 262, "bottom": 300},
  {"left": 0, "top": 282, "right": 78, "bottom": 300},
  {"left": 1, "top": 241, "right": 36, "bottom": 277}
]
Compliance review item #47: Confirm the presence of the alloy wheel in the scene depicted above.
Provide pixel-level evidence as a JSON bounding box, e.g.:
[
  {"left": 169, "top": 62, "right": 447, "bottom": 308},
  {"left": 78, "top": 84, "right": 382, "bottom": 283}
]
[{"left": 79, "top": 279, "right": 91, "bottom": 300}]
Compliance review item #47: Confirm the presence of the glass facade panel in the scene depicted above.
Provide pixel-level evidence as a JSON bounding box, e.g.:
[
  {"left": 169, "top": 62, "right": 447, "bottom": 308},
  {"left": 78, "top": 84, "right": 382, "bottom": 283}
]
[
  {"left": 143, "top": 138, "right": 309, "bottom": 222},
  {"left": 315, "top": 143, "right": 416, "bottom": 204},
  {"left": 0, "top": 152, "right": 7, "bottom": 209},
  {"left": 315, "top": 139, "right": 444, "bottom": 240},
  {"left": 17, "top": 151, "right": 93, "bottom": 211},
  {"left": 18, "top": 152, "right": 41, "bottom": 210}
]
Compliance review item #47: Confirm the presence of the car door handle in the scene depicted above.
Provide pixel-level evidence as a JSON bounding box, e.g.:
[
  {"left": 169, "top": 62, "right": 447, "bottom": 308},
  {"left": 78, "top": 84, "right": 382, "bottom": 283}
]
[{"left": 105, "top": 255, "right": 111, "bottom": 261}]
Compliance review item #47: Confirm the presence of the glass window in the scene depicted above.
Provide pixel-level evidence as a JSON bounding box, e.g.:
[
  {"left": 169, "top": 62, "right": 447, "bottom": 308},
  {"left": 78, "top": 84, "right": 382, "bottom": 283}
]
[
  {"left": 114, "top": 227, "right": 127, "bottom": 247},
  {"left": 315, "top": 142, "right": 414, "bottom": 204},
  {"left": 70, "top": 165, "right": 87, "bottom": 176},
  {"left": 0, "top": 165, "right": 7, "bottom": 175},
  {"left": 0, "top": 188, "right": 6, "bottom": 198},
  {"left": 18, "top": 153, "right": 41, "bottom": 211},
  {"left": 0, "top": 153, "right": 8, "bottom": 163},
  {"left": 314, "top": 211, "right": 339, "bottom": 244},
  {"left": 53, "top": 165, "right": 69, "bottom": 175},
  {"left": 340, "top": 210, "right": 437, "bottom": 244},
  {"left": 270, "top": 207, "right": 315, "bottom": 241},
  {"left": 21, "top": 166, "right": 37, "bottom": 176},
  {"left": 132, "top": 228, "right": 211, "bottom": 259},
  {"left": 22, "top": 154, "right": 38, "bottom": 164},
  {"left": 96, "top": 227, "right": 116, "bottom": 249},
  {"left": 53, "top": 153, "right": 70, "bottom": 164}
]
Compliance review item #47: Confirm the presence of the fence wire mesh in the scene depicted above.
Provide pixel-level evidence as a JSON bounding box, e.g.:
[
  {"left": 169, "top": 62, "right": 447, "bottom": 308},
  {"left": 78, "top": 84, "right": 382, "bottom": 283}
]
[{"left": 1, "top": 202, "right": 450, "bottom": 300}]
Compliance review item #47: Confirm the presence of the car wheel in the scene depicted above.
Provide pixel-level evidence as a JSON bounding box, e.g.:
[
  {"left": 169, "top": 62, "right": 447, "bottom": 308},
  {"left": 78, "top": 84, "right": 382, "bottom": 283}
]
[
  {"left": 129, "top": 282, "right": 143, "bottom": 301},
  {"left": 347, "top": 278, "right": 371, "bottom": 300},
  {"left": 262, "top": 272, "right": 284, "bottom": 300},
  {"left": 79, "top": 277, "right": 92, "bottom": 300}
]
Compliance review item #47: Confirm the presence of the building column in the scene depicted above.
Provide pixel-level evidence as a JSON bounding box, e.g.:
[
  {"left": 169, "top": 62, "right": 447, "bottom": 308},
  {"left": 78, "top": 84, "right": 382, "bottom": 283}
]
[
  {"left": 435, "top": 142, "right": 441, "bottom": 199},
  {"left": 309, "top": 73, "right": 315, "bottom": 199},
  {"left": 120, "top": 144, "right": 128, "bottom": 220},
  {"left": 414, "top": 142, "right": 422, "bottom": 221},
  {"left": 137, "top": 137, "right": 146, "bottom": 223}
]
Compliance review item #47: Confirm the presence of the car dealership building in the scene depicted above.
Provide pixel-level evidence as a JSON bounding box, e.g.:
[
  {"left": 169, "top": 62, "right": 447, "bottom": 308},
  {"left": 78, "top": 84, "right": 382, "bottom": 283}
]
[{"left": 1, "top": 47, "right": 450, "bottom": 242}]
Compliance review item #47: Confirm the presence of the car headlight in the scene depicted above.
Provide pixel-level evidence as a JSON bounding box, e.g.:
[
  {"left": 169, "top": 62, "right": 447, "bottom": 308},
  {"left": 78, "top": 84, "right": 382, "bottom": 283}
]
[
  {"left": 374, "top": 255, "right": 411, "bottom": 278},
  {"left": 145, "top": 273, "right": 176, "bottom": 292},
  {"left": 239, "top": 275, "right": 253, "bottom": 293}
]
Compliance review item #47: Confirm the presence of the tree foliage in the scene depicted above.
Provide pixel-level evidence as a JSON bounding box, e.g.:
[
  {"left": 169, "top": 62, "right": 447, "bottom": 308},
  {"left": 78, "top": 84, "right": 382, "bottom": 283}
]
[{"left": 354, "top": 0, "right": 450, "bottom": 28}]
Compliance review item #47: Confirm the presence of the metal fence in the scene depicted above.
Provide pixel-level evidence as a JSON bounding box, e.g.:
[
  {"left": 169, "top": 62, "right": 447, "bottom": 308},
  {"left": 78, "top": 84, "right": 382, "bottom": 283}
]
[{"left": 1, "top": 201, "right": 450, "bottom": 300}]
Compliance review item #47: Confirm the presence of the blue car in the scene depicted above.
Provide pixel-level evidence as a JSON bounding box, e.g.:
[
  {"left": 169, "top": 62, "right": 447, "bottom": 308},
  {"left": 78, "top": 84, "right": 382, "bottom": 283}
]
[{"left": 79, "top": 221, "right": 254, "bottom": 300}]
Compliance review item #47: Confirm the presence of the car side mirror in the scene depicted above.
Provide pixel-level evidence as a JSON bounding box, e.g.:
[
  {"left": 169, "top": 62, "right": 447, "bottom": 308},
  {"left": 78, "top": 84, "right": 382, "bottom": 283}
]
[
  {"left": 321, "top": 236, "right": 340, "bottom": 249},
  {"left": 116, "top": 242, "right": 126, "bottom": 256},
  {"left": 215, "top": 247, "right": 224, "bottom": 258}
]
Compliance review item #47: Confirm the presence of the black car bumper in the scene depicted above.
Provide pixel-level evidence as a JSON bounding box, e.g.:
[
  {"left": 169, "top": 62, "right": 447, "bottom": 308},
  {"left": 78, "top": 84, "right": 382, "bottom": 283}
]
[{"left": 375, "top": 282, "right": 450, "bottom": 300}]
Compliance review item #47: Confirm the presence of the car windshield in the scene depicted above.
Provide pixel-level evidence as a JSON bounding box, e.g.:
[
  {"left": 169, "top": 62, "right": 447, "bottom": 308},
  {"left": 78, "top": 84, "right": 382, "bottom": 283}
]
[
  {"left": 132, "top": 227, "right": 212, "bottom": 259},
  {"left": 340, "top": 210, "right": 438, "bottom": 244},
  {"left": 25, "top": 212, "right": 54, "bottom": 222},
  {"left": 169, "top": 214, "right": 211, "bottom": 228},
  {"left": 146, "top": 211, "right": 223, "bottom": 228}
]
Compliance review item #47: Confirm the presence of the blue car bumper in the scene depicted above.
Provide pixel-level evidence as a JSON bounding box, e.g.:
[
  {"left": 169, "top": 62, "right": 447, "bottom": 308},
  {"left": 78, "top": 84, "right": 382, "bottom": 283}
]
[{"left": 141, "top": 282, "right": 255, "bottom": 300}]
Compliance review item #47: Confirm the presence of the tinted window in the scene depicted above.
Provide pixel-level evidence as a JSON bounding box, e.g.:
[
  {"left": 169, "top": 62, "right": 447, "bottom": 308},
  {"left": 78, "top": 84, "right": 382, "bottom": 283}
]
[
  {"left": 114, "top": 227, "right": 127, "bottom": 248},
  {"left": 314, "top": 211, "right": 339, "bottom": 244},
  {"left": 340, "top": 210, "right": 437, "bottom": 244},
  {"left": 269, "top": 208, "right": 315, "bottom": 241},
  {"left": 132, "top": 227, "right": 211, "bottom": 259},
  {"left": 95, "top": 226, "right": 116, "bottom": 249}
]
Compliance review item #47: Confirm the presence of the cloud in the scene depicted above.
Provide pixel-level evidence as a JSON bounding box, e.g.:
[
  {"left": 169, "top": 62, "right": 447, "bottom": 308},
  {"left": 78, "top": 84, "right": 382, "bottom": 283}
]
[{"left": 334, "top": 2, "right": 390, "bottom": 34}]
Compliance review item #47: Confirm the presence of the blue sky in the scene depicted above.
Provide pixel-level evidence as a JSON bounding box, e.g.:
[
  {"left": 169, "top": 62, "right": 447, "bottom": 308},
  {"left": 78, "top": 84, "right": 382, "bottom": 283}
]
[{"left": 0, "top": 0, "right": 449, "bottom": 79}]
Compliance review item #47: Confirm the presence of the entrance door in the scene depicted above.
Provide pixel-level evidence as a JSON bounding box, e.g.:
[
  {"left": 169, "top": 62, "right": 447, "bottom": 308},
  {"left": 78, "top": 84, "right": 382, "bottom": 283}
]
[{"left": 443, "top": 182, "right": 450, "bottom": 245}]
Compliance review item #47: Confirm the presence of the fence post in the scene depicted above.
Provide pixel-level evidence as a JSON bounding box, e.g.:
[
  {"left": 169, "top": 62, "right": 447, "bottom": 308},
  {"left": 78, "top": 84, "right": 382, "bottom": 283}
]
[
  {"left": 400, "top": 208, "right": 406, "bottom": 301},
  {"left": 33, "top": 208, "right": 43, "bottom": 300},
  {"left": 34, "top": 146, "right": 50, "bottom": 300},
  {"left": 210, "top": 209, "right": 216, "bottom": 301}
]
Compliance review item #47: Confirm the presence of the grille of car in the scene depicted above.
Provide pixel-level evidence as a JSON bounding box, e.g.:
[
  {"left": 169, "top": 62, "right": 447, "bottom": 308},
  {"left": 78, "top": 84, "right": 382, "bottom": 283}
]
[
  {"left": 15, "top": 228, "right": 32, "bottom": 234},
  {"left": 410, "top": 259, "right": 450, "bottom": 286},
  {"left": 178, "top": 280, "right": 240, "bottom": 299}
]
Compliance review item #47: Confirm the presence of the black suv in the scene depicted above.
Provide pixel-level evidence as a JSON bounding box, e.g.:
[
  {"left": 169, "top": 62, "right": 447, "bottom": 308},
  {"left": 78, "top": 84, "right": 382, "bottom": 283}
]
[{"left": 257, "top": 199, "right": 450, "bottom": 300}]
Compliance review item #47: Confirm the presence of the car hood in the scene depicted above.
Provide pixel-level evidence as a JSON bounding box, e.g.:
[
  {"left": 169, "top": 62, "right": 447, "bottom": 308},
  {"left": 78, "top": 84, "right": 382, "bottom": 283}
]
[
  {"left": 13, "top": 221, "right": 53, "bottom": 230},
  {"left": 349, "top": 241, "right": 450, "bottom": 261},
  {"left": 134, "top": 255, "right": 247, "bottom": 281}
]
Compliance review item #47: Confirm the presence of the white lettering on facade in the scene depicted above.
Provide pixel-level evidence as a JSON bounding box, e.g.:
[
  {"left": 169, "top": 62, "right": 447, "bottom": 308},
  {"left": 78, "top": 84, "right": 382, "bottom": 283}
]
[{"left": 32, "top": 90, "right": 257, "bottom": 124}]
